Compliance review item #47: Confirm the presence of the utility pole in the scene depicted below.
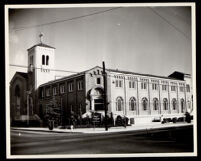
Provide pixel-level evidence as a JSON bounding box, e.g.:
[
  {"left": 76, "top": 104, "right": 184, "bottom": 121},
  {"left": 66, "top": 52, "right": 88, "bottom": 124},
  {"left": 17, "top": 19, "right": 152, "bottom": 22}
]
[
  {"left": 26, "top": 91, "right": 30, "bottom": 126},
  {"left": 102, "top": 61, "right": 108, "bottom": 131}
]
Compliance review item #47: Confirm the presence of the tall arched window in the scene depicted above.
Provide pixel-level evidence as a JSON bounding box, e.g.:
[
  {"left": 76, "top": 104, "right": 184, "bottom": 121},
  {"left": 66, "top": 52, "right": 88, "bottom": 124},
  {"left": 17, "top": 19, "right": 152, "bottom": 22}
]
[
  {"left": 153, "top": 98, "right": 159, "bottom": 110},
  {"left": 163, "top": 98, "right": 168, "bottom": 110},
  {"left": 15, "top": 85, "right": 21, "bottom": 116},
  {"left": 181, "top": 99, "right": 185, "bottom": 113},
  {"left": 15, "top": 85, "right": 20, "bottom": 97},
  {"left": 42, "top": 55, "right": 45, "bottom": 65},
  {"left": 142, "top": 97, "right": 148, "bottom": 111},
  {"left": 187, "top": 101, "right": 191, "bottom": 111},
  {"left": 129, "top": 97, "right": 136, "bottom": 111},
  {"left": 46, "top": 56, "right": 49, "bottom": 65},
  {"left": 172, "top": 98, "right": 177, "bottom": 110},
  {"left": 116, "top": 97, "right": 123, "bottom": 111}
]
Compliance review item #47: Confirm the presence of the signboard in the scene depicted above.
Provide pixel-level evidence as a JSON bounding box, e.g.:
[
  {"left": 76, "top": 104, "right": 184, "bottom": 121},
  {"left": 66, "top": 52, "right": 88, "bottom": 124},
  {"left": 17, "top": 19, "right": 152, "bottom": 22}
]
[{"left": 92, "top": 113, "right": 101, "bottom": 124}]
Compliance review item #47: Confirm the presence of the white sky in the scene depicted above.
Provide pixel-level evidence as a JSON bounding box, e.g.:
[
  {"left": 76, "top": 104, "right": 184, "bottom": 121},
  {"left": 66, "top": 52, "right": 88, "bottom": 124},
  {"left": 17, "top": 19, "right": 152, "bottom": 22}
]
[{"left": 8, "top": 6, "right": 192, "bottom": 81}]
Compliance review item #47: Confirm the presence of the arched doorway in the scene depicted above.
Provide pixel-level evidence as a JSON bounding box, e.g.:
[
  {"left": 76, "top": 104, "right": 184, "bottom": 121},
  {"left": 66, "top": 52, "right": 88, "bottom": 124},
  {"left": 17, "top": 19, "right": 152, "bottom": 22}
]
[
  {"left": 15, "top": 85, "right": 21, "bottom": 117},
  {"left": 89, "top": 87, "right": 104, "bottom": 111}
]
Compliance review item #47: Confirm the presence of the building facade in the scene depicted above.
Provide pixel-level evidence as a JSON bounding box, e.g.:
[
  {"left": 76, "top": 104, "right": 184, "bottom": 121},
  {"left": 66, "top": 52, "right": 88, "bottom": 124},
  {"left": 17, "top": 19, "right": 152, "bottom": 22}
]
[{"left": 10, "top": 40, "right": 193, "bottom": 126}]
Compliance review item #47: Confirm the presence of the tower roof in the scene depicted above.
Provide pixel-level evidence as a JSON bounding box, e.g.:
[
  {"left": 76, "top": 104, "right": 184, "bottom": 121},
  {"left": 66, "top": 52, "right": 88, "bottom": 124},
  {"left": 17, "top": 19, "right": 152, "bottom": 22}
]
[{"left": 27, "top": 43, "right": 55, "bottom": 51}]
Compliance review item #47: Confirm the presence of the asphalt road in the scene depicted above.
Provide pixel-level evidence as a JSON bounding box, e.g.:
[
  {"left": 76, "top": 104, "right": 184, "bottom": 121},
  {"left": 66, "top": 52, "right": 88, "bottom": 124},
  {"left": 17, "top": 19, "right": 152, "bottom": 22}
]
[{"left": 11, "top": 126, "right": 194, "bottom": 155}]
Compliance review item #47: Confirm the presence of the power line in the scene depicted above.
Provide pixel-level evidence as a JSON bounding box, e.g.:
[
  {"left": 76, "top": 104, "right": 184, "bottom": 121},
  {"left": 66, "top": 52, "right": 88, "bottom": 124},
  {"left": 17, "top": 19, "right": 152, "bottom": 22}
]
[
  {"left": 148, "top": 7, "right": 190, "bottom": 41},
  {"left": 9, "top": 64, "right": 79, "bottom": 74},
  {"left": 12, "top": 7, "right": 122, "bottom": 31}
]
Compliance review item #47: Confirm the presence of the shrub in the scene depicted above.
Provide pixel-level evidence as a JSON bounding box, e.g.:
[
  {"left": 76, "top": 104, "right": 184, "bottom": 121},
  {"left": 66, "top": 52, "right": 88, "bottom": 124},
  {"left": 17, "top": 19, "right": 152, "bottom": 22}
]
[{"left": 172, "top": 117, "right": 177, "bottom": 123}]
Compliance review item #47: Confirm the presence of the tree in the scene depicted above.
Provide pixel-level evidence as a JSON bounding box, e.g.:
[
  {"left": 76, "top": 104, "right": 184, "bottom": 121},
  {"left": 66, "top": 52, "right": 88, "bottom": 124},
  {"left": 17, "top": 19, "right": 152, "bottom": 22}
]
[{"left": 44, "top": 96, "right": 62, "bottom": 128}]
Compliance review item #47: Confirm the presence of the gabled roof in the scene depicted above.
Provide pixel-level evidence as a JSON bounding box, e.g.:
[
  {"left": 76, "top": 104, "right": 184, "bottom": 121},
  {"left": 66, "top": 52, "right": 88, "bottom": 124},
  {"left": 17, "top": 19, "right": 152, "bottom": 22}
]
[
  {"left": 106, "top": 68, "right": 182, "bottom": 81},
  {"left": 10, "top": 72, "right": 28, "bottom": 85},
  {"left": 39, "top": 71, "right": 85, "bottom": 87},
  {"left": 39, "top": 66, "right": 102, "bottom": 87},
  {"left": 16, "top": 72, "right": 28, "bottom": 79},
  {"left": 27, "top": 43, "right": 55, "bottom": 51},
  {"left": 39, "top": 66, "right": 187, "bottom": 88}
]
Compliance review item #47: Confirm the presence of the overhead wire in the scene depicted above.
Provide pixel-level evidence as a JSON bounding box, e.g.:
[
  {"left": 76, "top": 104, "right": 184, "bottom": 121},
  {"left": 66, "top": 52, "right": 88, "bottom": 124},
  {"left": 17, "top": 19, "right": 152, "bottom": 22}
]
[
  {"left": 148, "top": 7, "right": 191, "bottom": 41},
  {"left": 9, "top": 64, "right": 79, "bottom": 74},
  {"left": 12, "top": 7, "right": 122, "bottom": 31},
  {"left": 9, "top": 6, "right": 190, "bottom": 87}
]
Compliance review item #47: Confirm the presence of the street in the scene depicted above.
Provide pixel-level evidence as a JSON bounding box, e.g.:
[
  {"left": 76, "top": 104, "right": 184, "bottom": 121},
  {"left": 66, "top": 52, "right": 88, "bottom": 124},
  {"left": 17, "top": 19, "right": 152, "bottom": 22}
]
[{"left": 11, "top": 126, "right": 193, "bottom": 155}]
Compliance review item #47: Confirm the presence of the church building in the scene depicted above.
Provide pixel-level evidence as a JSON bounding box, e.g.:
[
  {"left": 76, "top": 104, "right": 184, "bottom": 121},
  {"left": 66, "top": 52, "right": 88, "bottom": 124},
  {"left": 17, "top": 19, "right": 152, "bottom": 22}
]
[{"left": 10, "top": 36, "right": 193, "bottom": 127}]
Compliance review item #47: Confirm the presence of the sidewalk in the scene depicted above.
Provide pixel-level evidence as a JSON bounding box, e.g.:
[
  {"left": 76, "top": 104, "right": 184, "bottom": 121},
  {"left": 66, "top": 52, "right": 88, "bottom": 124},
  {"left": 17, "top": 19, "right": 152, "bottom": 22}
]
[{"left": 12, "top": 121, "right": 194, "bottom": 134}]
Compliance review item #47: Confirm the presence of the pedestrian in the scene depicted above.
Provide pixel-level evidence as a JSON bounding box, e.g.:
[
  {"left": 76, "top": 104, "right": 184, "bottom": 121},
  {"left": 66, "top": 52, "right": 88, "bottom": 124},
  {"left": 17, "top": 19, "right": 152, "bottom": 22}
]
[
  {"left": 123, "top": 116, "right": 127, "bottom": 128},
  {"left": 48, "top": 119, "right": 54, "bottom": 130}
]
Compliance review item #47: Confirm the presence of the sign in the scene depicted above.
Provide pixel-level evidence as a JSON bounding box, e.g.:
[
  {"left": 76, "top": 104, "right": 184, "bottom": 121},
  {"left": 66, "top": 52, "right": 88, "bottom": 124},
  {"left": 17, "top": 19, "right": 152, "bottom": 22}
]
[{"left": 92, "top": 113, "right": 101, "bottom": 124}]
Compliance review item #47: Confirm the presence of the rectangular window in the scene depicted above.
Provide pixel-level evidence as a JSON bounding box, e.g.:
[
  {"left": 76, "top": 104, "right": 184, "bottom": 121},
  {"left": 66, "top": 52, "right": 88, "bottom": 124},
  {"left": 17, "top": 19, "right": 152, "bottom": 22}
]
[
  {"left": 115, "top": 80, "right": 119, "bottom": 87},
  {"left": 77, "top": 80, "right": 83, "bottom": 90},
  {"left": 129, "top": 81, "right": 131, "bottom": 88},
  {"left": 152, "top": 83, "right": 158, "bottom": 90},
  {"left": 171, "top": 86, "right": 176, "bottom": 91},
  {"left": 60, "top": 85, "right": 65, "bottom": 94},
  {"left": 180, "top": 86, "right": 184, "bottom": 92},
  {"left": 162, "top": 85, "right": 167, "bottom": 91},
  {"left": 53, "top": 87, "right": 57, "bottom": 95},
  {"left": 186, "top": 84, "right": 190, "bottom": 92},
  {"left": 46, "top": 88, "right": 50, "bottom": 97},
  {"left": 116, "top": 79, "right": 123, "bottom": 88},
  {"left": 141, "top": 82, "right": 147, "bottom": 89},
  {"left": 129, "top": 81, "right": 135, "bottom": 89},
  {"left": 68, "top": 82, "right": 74, "bottom": 92},
  {"left": 119, "top": 80, "right": 122, "bottom": 87},
  {"left": 132, "top": 81, "right": 135, "bottom": 88},
  {"left": 96, "top": 78, "right": 101, "bottom": 85}
]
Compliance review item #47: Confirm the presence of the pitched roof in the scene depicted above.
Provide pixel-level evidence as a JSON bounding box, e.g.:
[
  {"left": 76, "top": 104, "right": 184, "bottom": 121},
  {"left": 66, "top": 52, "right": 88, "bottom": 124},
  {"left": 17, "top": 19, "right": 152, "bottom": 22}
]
[
  {"left": 106, "top": 68, "right": 183, "bottom": 81},
  {"left": 10, "top": 72, "right": 28, "bottom": 85},
  {"left": 39, "top": 71, "right": 85, "bottom": 87},
  {"left": 27, "top": 43, "right": 55, "bottom": 51},
  {"left": 39, "top": 66, "right": 186, "bottom": 88},
  {"left": 16, "top": 72, "right": 28, "bottom": 79}
]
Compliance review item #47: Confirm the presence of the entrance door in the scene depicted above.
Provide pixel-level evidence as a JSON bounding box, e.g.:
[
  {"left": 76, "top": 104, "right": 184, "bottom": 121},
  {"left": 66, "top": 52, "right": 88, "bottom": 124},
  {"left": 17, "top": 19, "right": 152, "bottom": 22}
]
[{"left": 94, "top": 99, "right": 104, "bottom": 111}]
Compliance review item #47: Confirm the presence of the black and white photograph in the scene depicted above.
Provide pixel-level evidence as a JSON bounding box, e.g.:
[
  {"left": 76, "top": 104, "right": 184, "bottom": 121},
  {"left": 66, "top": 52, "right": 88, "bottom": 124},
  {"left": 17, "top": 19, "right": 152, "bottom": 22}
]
[{"left": 5, "top": 3, "right": 197, "bottom": 158}]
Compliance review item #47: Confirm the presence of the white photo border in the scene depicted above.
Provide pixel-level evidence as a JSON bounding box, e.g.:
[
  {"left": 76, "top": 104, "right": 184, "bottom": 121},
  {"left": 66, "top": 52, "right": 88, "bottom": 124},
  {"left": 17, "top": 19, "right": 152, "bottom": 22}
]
[{"left": 5, "top": 3, "right": 197, "bottom": 159}]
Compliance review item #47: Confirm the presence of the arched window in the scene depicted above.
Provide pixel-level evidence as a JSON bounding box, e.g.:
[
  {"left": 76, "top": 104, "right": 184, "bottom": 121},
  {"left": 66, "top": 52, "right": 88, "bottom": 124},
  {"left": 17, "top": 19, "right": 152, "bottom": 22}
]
[
  {"left": 42, "top": 55, "right": 45, "bottom": 65},
  {"left": 142, "top": 97, "right": 148, "bottom": 111},
  {"left": 187, "top": 101, "right": 191, "bottom": 110},
  {"left": 116, "top": 97, "right": 123, "bottom": 111},
  {"left": 15, "top": 85, "right": 20, "bottom": 97},
  {"left": 15, "top": 85, "right": 21, "bottom": 116},
  {"left": 181, "top": 99, "right": 185, "bottom": 113},
  {"left": 163, "top": 98, "right": 168, "bottom": 110},
  {"left": 172, "top": 98, "right": 177, "bottom": 110},
  {"left": 153, "top": 98, "right": 159, "bottom": 110},
  {"left": 46, "top": 56, "right": 49, "bottom": 65},
  {"left": 129, "top": 97, "right": 136, "bottom": 111}
]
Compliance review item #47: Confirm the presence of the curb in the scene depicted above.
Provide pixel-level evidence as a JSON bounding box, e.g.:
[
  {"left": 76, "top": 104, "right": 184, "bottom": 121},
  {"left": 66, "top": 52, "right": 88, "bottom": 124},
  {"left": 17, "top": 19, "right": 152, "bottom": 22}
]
[
  {"left": 11, "top": 123, "right": 193, "bottom": 134},
  {"left": 11, "top": 128, "right": 79, "bottom": 134}
]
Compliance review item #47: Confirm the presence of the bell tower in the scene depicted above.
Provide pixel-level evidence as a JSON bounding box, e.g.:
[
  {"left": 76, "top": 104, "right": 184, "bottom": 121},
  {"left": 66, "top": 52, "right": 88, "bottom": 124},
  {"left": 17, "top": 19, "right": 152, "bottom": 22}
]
[{"left": 27, "top": 33, "right": 55, "bottom": 90}]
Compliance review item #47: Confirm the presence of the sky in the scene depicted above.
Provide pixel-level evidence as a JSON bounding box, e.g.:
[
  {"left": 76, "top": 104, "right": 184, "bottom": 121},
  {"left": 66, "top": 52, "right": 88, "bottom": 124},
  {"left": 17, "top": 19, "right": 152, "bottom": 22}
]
[{"left": 8, "top": 5, "right": 192, "bottom": 81}]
